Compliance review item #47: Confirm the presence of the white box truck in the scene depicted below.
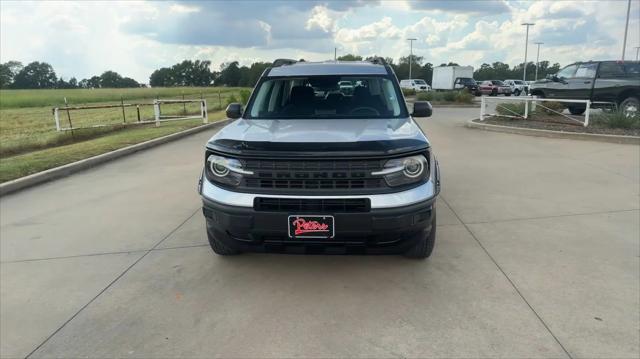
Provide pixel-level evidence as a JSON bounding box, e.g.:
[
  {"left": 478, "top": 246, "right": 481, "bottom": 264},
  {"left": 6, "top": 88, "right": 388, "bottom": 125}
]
[{"left": 431, "top": 66, "right": 474, "bottom": 91}]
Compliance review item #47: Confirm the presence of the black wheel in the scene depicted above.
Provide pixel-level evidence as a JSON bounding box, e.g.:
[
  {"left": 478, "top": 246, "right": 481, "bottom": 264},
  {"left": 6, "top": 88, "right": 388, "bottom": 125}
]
[
  {"left": 514, "top": 89, "right": 521, "bottom": 96},
  {"left": 620, "top": 96, "right": 639, "bottom": 118},
  {"left": 404, "top": 208, "right": 436, "bottom": 259},
  {"left": 207, "top": 229, "right": 241, "bottom": 255},
  {"left": 568, "top": 106, "right": 586, "bottom": 115}
]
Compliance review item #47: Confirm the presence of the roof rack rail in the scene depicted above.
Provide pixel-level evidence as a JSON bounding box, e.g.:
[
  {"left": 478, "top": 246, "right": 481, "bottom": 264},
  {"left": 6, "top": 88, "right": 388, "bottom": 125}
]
[
  {"left": 367, "top": 56, "right": 387, "bottom": 66},
  {"left": 273, "top": 58, "right": 298, "bottom": 67}
]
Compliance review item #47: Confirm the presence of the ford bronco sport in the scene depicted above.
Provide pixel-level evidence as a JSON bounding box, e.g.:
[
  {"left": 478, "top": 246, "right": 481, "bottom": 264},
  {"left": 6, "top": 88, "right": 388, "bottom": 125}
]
[{"left": 198, "top": 58, "right": 440, "bottom": 258}]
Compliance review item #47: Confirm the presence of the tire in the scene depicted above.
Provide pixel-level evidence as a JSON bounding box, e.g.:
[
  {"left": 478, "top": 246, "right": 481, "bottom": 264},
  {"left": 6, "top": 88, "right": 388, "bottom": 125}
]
[
  {"left": 514, "top": 89, "right": 521, "bottom": 96},
  {"left": 404, "top": 208, "right": 436, "bottom": 259},
  {"left": 568, "top": 106, "right": 586, "bottom": 115},
  {"left": 207, "top": 229, "right": 241, "bottom": 255},
  {"left": 620, "top": 96, "right": 639, "bottom": 118}
]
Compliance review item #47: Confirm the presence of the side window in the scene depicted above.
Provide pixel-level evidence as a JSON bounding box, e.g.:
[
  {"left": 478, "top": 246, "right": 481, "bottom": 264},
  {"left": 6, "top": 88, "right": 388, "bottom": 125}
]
[
  {"left": 575, "top": 63, "right": 598, "bottom": 78},
  {"left": 556, "top": 64, "right": 578, "bottom": 79},
  {"left": 598, "top": 62, "right": 625, "bottom": 78}
]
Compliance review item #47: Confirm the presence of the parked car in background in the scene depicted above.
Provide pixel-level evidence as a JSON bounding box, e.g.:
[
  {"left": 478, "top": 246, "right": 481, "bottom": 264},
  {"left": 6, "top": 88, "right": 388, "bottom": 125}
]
[
  {"left": 400, "top": 79, "right": 431, "bottom": 92},
  {"left": 451, "top": 77, "right": 480, "bottom": 95},
  {"left": 432, "top": 66, "right": 474, "bottom": 90},
  {"left": 479, "top": 80, "right": 512, "bottom": 96},
  {"left": 530, "top": 60, "right": 640, "bottom": 116},
  {"left": 503, "top": 79, "right": 529, "bottom": 96}
]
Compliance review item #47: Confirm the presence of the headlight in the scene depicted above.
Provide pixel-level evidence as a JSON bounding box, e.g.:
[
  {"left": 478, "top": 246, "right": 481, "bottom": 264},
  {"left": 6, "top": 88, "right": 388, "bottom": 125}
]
[
  {"left": 372, "top": 154, "right": 429, "bottom": 187},
  {"left": 205, "top": 154, "right": 253, "bottom": 187}
]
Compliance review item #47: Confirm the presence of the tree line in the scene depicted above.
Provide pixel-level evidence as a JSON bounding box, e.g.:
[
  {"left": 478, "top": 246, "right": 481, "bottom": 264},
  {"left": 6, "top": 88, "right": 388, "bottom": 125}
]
[
  {"left": 1, "top": 55, "right": 564, "bottom": 90},
  {"left": 0, "top": 61, "right": 141, "bottom": 89}
]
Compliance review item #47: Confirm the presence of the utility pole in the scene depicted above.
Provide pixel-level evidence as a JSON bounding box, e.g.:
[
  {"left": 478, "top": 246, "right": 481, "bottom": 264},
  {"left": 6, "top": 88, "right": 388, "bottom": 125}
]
[
  {"left": 534, "top": 42, "right": 544, "bottom": 81},
  {"left": 521, "top": 23, "right": 535, "bottom": 82},
  {"left": 334, "top": 47, "right": 337, "bottom": 61},
  {"left": 621, "top": 0, "right": 631, "bottom": 60},
  {"left": 635, "top": 46, "right": 640, "bottom": 61},
  {"left": 407, "top": 38, "right": 417, "bottom": 80}
]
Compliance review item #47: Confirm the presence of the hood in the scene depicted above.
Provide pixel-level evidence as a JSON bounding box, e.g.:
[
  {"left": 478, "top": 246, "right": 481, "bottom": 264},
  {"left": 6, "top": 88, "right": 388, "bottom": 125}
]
[{"left": 207, "top": 118, "right": 429, "bottom": 157}]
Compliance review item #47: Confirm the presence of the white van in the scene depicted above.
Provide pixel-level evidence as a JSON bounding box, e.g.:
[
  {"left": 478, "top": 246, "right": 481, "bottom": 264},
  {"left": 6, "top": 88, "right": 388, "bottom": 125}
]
[{"left": 400, "top": 79, "right": 431, "bottom": 92}]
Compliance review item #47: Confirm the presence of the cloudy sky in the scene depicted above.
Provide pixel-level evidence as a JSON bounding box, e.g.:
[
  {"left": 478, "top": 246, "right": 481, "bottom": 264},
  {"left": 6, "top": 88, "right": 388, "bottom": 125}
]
[{"left": 1, "top": 0, "right": 638, "bottom": 83}]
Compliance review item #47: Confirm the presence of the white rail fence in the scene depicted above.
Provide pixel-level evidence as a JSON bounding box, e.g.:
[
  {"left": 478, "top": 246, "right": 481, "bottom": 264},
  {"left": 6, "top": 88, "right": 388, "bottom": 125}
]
[
  {"left": 53, "top": 98, "right": 208, "bottom": 131},
  {"left": 480, "top": 96, "right": 592, "bottom": 127}
]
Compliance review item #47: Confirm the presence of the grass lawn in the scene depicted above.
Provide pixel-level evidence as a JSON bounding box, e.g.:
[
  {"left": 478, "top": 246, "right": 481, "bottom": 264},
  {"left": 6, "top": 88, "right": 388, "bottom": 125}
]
[{"left": 0, "top": 87, "right": 250, "bottom": 183}]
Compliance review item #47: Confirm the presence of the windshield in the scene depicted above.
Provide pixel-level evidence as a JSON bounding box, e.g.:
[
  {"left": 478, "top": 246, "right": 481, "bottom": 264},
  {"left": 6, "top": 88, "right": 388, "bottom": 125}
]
[
  {"left": 513, "top": 80, "right": 524, "bottom": 84},
  {"left": 414, "top": 80, "right": 427, "bottom": 84},
  {"left": 491, "top": 80, "right": 504, "bottom": 85},
  {"left": 459, "top": 78, "right": 476, "bottom": 85},
  {"left": 245, "top": 75, "right": 408, "bottom": 119}
]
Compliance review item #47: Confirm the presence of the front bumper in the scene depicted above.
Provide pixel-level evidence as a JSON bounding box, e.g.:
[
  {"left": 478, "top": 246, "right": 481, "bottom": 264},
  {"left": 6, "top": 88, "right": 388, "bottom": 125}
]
[
  {"left": 203, "top": 196, "right": 435, "bottom": 254},
  {"left": 199, "top": 156, "right": 440, "bottom": 254}
]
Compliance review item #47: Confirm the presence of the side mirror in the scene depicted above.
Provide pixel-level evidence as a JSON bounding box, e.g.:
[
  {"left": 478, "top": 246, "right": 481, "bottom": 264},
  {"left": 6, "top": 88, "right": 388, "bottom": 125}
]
[
  {"left": 412, "top": 101, "right": 432, "bottom": 118},
  {"left": 225, "top": 103, "right": 243, "bottom": 119}
]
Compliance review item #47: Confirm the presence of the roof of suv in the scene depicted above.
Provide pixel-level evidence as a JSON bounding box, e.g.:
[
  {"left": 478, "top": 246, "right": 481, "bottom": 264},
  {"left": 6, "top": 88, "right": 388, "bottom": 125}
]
[{"left": 267, "top": 61, "right": 388, "bottom": 77}]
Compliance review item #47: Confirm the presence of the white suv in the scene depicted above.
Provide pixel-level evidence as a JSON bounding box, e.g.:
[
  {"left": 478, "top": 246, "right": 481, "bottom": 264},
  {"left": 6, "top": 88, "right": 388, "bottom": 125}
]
[
  {"left": 400, "top": 79, "right": 431, "bottom": 92},
  {"left": 503, "top": 79, "right": 528, "bottom": 96}
]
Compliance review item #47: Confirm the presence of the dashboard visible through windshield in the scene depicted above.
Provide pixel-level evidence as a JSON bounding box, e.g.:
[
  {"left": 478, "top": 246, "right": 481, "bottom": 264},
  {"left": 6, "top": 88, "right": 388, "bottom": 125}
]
[{"left": 245, "top": 75, "right": 408, "bottom": 119}]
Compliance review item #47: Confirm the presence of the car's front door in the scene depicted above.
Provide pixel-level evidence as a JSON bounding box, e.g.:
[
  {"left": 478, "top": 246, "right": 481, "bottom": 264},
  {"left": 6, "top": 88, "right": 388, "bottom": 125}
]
[
  {"left": 546, "top": 64, "right": 578, "bottom": 98},
  {"left": 566, "top": 63, "right": 598, "bottom": 100}
]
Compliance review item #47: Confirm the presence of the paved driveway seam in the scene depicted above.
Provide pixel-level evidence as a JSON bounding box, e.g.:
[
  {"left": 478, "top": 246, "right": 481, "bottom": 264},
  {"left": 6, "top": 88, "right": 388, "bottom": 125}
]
[
  {"left": 439, "top": 196, "right": 574, "bottom": 359},
  {"left": 465, "top": 208, "right": 639, "bottom": 226},
  {"left": 23, "top": 207, "right": 201, "bottom": 359}
]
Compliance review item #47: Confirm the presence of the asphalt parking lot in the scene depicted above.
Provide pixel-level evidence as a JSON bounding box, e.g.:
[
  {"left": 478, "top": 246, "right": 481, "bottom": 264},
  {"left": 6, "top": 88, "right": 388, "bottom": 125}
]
[{"left": 1, "top": 107, "right": 638, "bottom": 358}]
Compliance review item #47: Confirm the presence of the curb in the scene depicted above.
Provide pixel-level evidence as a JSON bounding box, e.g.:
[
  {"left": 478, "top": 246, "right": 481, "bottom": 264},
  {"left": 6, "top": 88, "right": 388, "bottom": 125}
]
[
  {"left": 0, "top": 120, "right": 231, "bottom": 196},
  {"left": 465, "top": 119, "right": 640, "bottom": 145}
]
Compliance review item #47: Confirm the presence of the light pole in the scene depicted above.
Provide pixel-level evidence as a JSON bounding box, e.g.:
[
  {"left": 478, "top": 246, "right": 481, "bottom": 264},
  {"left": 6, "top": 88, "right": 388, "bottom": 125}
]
[
  {"left": 521, "top": 22, "right": 535, "bottom": 82},
  {"left": 407, "top": 38, "right": 417, "bottom": 80},
  {"left": 334, "top": 47, "right": 337, "bottom": 61},
  {"left": 622, "top": 0, "right": 631, "bottom": 60},
  {"left": 534, "top": 42, "right": 543, "bottom": 81},
  {"left": 635, "top": 46, "right": 640, "bottom": 61}
]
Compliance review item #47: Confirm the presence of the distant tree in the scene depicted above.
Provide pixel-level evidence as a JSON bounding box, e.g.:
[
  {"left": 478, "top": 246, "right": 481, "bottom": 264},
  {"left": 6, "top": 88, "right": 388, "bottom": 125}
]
[
  {"left": 149, "top": 67, "right": 174, "bottom": 87},
  {"left": 98, "top": 71, "right": 139, "bottom": 88},
  {"left": 86, "top": 76, "right": 101, "bottom": 88},
  {"left": 337, "top": 54, "right": 363, "bottom": 61},
  {"left": 149, "top": 60, "right": 214, "bottom": 87},
  {"left": 392, "top": 55, "right": 425, "bottom": 80},
  {"left": 12, "top": 61, "right": 57, "bottom": 89},
  {"left": 56, "top": 77, "right": 79, "bottom": 89},
  {"left": 217, "top": 61, "right": 241, "bottom": 87},
  {"left": 0, "top": 61, "right": 23, "bottom": 88}
]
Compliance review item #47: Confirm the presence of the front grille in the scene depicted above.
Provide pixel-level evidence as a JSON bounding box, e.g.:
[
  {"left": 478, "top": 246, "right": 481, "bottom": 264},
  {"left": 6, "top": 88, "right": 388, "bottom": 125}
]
[
  {"left": 254, "top": 198, "right": 370, "bottom": 213},
  {"left": 241, "top": 159, "right": 386, "bottom": 193}
]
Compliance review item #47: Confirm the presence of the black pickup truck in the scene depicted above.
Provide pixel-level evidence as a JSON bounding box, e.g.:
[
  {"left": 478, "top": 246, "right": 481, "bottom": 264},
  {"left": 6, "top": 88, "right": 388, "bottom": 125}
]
[{"left": 529, "top": 60, "right": 639, "bottom": 116}]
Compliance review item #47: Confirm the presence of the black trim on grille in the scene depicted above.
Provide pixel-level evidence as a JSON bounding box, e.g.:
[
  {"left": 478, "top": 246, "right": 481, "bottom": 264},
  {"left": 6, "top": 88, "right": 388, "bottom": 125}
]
[{"left": 254, "top": 198, "right": 371, "bottom": 213}]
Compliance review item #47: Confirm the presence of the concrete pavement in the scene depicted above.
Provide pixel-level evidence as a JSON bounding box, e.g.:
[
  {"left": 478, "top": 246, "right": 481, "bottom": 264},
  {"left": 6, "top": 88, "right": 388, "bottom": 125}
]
[{"left": 1, "top": 107, "right": 638, "bottom": 358}]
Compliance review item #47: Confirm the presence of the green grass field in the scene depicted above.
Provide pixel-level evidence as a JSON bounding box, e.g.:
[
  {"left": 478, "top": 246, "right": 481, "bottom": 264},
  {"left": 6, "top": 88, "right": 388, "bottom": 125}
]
[{"left": 0, "top": 87, "right": 250, "bottom": 183}]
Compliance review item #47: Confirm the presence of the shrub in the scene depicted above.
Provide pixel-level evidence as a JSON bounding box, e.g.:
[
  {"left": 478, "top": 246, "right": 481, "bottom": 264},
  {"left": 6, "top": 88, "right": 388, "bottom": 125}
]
[
  {"left": 496, "top": 102, "right": 527, "bottom": 117},
  {"left": 590, "top": 111, "right": 640, "bottom": 129},
  {"left": 402, "top": 88, "right": 416, "bottom": 96},
  {"left": 416, "top": 92, "right": 432, "bottom": 101},
  {"left": 239, "top": 89, "right": 251, "bottom": 104},
  {"left": 226, "top": 94, "right": 238, "bottom": 106},
  {"left": 536, "top": 101, "right": 565, "bottom": 116},
  {"left": 454, "top": 90, "right": 474, "bottom": 104},
  {"left": 442, "top": 91, "right": 456, "bottom": 102}
]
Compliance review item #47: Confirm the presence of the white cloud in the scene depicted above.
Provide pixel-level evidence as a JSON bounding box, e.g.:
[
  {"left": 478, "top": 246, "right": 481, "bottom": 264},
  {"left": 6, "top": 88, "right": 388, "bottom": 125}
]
[{"left": 1, "top": 0, "right": 638, "bottom": 83}]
